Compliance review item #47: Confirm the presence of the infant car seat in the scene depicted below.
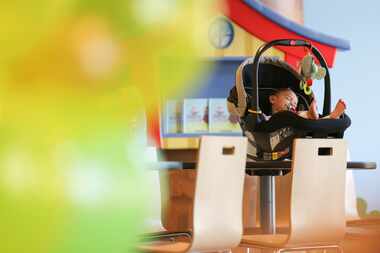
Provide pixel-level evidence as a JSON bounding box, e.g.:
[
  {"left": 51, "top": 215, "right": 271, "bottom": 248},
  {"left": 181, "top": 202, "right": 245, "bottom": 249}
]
[{"left": 227, "top": 39, "right": 351, "bottom": 161}]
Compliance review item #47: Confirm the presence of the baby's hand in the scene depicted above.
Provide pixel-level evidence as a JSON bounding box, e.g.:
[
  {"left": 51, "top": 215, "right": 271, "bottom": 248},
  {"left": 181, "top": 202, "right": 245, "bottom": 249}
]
[{"left": 307, "top": 100, "right": 319, "bottom": 119}]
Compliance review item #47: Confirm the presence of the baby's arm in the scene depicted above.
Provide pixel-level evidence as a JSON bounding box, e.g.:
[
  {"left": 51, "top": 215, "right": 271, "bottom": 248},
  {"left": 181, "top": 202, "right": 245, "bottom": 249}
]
[
  {"left": 297, "top": 100, "right": 319, "bottom": 119},
  {"left": 298, "top": 99, "right": 346, "bottom": 119},
  {"left": 297, "top": 110, "right": 311, "bottom": 119}
]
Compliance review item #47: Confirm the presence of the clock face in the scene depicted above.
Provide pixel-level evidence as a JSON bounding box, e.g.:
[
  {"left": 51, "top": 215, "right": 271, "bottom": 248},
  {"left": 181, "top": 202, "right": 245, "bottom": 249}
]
[{"left": 208, "top": 17, "right": 234, "bottom": 49}]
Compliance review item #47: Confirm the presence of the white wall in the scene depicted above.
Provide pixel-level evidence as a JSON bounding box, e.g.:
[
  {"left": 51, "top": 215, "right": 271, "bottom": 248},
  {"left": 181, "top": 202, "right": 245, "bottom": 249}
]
[{"left": 305, "top": 1, "right": 380, "bottom": 211}]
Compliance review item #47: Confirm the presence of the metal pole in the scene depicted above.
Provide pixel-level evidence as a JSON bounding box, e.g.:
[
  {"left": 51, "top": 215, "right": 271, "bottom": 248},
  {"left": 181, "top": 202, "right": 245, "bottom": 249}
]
[{"left": 260, "top": 175, "right": 276, "bottom": 234}]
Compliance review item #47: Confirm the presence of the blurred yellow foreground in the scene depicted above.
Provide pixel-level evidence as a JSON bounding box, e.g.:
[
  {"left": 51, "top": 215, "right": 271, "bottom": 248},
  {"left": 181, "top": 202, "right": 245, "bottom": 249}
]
[{"left": 0, "top": 1, "right": 218, "bottom": 252}]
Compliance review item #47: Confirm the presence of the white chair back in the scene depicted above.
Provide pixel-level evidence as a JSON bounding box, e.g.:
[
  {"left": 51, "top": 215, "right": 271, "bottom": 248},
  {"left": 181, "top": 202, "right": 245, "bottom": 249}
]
[
  {"left": 287, "top": 139, "right": 347, "bottom": 246},
  {"left": 143, "top": 147, "right": 165, "bottom": 232},
  {"left": 345, "top": 150, "right": 360, "bottom": 220},
  {"left": 189, "top": 136, "right": 247, "bottom": 252}
]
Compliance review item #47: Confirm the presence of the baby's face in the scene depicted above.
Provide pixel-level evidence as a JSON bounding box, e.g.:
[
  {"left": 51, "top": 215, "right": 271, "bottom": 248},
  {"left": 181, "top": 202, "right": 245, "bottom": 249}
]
[{"left": 270, "top": 89, "right": 298, "bottom": 113}]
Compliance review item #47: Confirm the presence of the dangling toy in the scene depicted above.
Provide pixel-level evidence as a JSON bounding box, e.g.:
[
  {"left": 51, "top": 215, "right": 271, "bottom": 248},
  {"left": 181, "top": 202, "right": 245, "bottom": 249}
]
[{"left": 299, "top": 53, "right": 326, "bottom": 95}]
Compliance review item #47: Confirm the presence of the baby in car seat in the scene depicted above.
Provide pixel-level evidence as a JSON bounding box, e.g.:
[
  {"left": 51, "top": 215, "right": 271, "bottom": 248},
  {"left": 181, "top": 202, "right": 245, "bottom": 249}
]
[{"left": 266, "top": 88, "right": 346, "bottom": 120}]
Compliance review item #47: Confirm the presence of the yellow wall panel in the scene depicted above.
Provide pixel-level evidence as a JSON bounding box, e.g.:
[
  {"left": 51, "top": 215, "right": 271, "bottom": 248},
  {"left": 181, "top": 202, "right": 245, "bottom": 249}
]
[{"left": 249, "top": 36, "right": 285, "bottom": 59}]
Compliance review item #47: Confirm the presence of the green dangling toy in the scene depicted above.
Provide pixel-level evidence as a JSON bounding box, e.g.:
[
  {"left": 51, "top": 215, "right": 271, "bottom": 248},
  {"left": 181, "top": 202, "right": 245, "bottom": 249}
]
[{"left": 299, "top": 53, "right": 326, "bottom": 95}]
